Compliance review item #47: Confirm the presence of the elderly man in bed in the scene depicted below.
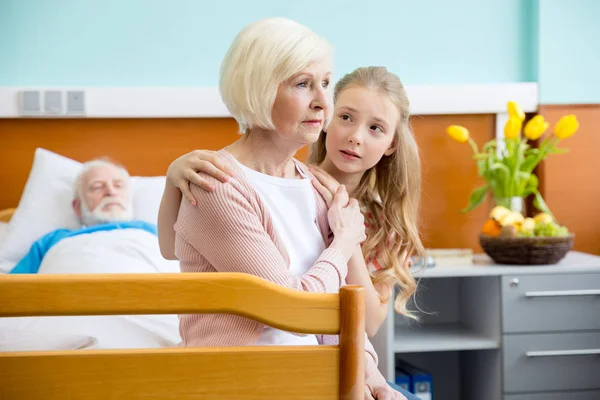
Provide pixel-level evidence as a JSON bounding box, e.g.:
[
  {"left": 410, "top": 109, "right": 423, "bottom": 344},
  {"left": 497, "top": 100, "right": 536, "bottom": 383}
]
[
  {"left": 2, "top": 159, "right": 180, "bottom": 352},
  {"left": 9, "top": 158, "right": 172, "bottom": 275}
]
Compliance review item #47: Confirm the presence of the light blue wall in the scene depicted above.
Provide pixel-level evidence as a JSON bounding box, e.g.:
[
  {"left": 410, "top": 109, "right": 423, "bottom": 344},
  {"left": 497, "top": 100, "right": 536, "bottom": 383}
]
[
  {"left": 538, "top": 0, "right": 600, "bottom": 104},
  {"left": 1, "top": 0, "right": 599, "bottom": 104},
  {"left": 0, "top": 0, "right": 530, "bottom": 86}
]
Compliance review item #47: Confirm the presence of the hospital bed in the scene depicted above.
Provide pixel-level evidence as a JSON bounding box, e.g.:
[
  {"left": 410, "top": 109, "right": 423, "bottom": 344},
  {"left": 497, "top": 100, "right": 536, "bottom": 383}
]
[
  {"left": 0, "top": 147, "right": 367, "bottom": 398},
  {"left": 0, "top": 201, "right": 367, "bottom": 399}
]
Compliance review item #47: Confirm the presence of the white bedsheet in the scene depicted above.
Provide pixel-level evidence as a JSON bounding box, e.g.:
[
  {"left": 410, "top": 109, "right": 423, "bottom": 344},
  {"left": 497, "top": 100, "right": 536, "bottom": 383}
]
[
  {"left": 0, "top": 222, "right": 13, "bottom": 273},
  {"left": 0, "top": 229, "right": 183, "bottom": 351},
  {"left": 0, "top": 260, "right": 14, "bottom": 274}
]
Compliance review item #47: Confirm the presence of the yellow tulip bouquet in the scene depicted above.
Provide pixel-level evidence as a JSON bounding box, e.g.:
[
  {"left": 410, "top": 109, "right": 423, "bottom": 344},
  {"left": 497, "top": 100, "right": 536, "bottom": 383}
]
[{"left": 446, "top": 101, "right": 579, "bottom": 218}]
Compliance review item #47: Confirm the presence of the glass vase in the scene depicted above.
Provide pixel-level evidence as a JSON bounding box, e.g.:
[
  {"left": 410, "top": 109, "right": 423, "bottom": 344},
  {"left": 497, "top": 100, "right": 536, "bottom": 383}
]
[{"left": 494, "top": 196, "right": 525, "bottom": 214}]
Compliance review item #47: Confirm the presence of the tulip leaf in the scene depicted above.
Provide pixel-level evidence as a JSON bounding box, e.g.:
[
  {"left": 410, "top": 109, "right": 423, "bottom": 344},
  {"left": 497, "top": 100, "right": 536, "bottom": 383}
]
[
  {"left": 482, "top": 140, "right": 497, "bottom": 152},
  {"left": 549, "top": 147, "right": 569, "bottom": 154},
  {"left": 490, "top": 163, "right": 510, "bottom": 189},
  {"left": 490, "top": 162, "right": 509, "bottom": 175},
  {"left": 533, "top": 189, "right": 554, "bottom": 218},
  {"left": 461, "top": 185, "right": 489, "bottom": 213},
  {"left": 477, "top": 158, "right": 488, "bottom": 177},
  {"left": 521, "top": 173, "right": 539, "bottom": 196},
  {"left": 521, "top": 154, "right": 540, "bottom": 173},
  {"left": 515, "top": 171, "right": 529, "bottom": 192}
]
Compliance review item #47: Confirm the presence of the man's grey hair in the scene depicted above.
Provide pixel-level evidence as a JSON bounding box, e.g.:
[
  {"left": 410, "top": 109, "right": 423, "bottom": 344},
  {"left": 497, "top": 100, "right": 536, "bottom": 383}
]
[{"left": 72, "top": 158, "right": 131, "bottom": 201}]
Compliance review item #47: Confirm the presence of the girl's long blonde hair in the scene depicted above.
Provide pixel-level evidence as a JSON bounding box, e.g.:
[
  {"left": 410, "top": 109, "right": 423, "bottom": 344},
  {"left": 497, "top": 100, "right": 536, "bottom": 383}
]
[{"left": 309, "top": 66, "right": 424, "bottom": 319}]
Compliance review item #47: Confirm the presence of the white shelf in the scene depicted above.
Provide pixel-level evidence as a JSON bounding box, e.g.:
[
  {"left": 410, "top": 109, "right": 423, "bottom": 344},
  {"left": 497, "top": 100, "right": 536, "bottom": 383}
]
[
  {"left": 393, "top": 323, "right": 499, "bottom": 353},
  {"left": 0, "top": 83, "right": 538, "bottom": 118},
  {"left": 411, "top": 251, "right": 600, "bottom": 278}
]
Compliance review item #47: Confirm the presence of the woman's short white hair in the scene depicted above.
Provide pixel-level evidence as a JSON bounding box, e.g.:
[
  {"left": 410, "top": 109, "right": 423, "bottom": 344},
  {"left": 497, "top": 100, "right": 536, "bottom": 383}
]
[
  {"left": 220, "top": 17, "right": 333, "bottom": 134},
  {"left": 73, "top": 158, "right": 130, "bottom": 200}
]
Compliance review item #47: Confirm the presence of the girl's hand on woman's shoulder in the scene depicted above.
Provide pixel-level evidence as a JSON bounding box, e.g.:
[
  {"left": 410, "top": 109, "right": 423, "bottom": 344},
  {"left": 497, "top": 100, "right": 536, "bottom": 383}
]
[
  {"left": 308, "top": 165, "right": 341, "bottom": 207},
  {"left": 167, "top": 150, "right": 235, "bottom": 205}
]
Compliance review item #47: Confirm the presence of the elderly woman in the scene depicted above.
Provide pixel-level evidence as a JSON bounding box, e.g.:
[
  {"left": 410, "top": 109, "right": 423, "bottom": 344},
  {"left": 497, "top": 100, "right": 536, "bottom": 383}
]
[{"left": 158, "top": 17, "right": 408, "bottom": 400}]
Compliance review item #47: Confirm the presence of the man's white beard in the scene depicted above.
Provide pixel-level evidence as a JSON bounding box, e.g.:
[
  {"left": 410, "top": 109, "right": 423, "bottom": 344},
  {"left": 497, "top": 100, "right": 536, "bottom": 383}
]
[{"left": 80, "top": 197, "right": 133, "bottom": 226}]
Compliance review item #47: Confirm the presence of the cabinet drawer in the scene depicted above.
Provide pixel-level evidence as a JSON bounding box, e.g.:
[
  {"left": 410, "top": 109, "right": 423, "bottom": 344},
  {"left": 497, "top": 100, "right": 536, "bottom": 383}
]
[
  {"left": 503, "top": 332, "right": 600, "bottom": 393},
  {"left": 502, "top": 273, "right": 600, "bottom": 333},
  {"left": 505, "top": 391, "right": 600, "bottom": 400}
]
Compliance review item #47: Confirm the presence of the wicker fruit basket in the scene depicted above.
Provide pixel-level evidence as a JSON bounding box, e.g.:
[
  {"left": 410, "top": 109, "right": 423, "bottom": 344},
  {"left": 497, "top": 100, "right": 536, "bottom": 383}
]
[{"left": 479, "top": 233, "right": 574, "bottom": 265}]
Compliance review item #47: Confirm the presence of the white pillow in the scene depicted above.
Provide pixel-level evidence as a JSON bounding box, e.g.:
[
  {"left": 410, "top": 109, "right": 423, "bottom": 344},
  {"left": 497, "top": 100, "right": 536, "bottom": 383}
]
[
  {"left": 131, "top": 176, "right": 166, "bottom": 226},
  {"left": 0, "top": 148, "right": 167, "bottom": 263}
]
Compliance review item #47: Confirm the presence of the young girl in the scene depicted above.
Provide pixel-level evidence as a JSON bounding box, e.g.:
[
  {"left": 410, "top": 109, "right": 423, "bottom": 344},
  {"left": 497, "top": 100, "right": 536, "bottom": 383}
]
[{"left": 161, "top": 66, "right": 424, "bottom": 338}]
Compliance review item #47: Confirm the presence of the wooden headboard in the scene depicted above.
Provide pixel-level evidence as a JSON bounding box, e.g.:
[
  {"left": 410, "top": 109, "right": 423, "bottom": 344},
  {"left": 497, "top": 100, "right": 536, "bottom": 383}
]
[
  {"left": 0, "top": 114, "right": 495, "bottom": 251},
  {"left": 0, "top": 117, "right": 306, "bottom": 210},
  {"left": 0, "top": 208, "right": 14, "bottom": 223}
]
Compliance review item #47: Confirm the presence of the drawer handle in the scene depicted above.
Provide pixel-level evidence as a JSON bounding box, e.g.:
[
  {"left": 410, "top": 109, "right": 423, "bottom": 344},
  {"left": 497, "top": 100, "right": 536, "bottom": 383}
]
[
  {"left": 526, "top": 349, "right": 600, "bottom": 357},
  {"left": 524, "top": 289, "right": 600, "bottom": 298}
]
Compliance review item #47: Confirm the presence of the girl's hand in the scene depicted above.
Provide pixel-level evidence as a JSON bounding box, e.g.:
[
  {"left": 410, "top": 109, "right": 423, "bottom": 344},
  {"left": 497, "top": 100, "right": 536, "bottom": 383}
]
[
  {"left": 167, "top": 150, "right": 235, "bottom": 205},
  {"left": 327, "top": 186, "right": 367, "bottom": 258},
  {"left": 309, "top": 165, "right": 341, "bottom": 207}
]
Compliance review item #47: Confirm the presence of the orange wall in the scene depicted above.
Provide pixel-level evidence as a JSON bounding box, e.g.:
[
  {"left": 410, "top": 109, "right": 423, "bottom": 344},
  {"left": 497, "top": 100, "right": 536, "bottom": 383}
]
[{"left": 538, "top": 105, "right": 600, "bottom": 255}]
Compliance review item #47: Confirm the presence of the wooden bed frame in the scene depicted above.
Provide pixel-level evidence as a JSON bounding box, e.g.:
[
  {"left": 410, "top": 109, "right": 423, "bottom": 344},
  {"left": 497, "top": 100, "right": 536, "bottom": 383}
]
[
  {"left": 0, "top": 272, "right": 365, "bottom": 399},
  {"left": 0, "top": 208, "right": 14, "bottom": 223}
]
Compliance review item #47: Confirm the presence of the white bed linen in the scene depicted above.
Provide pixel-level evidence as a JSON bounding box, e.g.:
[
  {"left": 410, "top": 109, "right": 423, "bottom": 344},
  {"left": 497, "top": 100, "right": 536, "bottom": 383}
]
[
  {"left": 0, "top": 222, "right": 15, "bottom": 273},
  {"left": 0, "top": 229, "right": 183, "bottom": 351}
]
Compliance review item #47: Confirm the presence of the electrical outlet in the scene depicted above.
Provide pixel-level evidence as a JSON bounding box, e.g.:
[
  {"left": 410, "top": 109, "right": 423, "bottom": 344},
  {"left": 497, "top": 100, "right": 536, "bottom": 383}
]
[
  {"left": 66, "top": 90, "right": 85, "bottom": 115},
  {"left": 44, "top": 90, "right": 63, "bottom": 115},
  {"left": 19, "top": 90, "right": 42, "bottom": 116}
]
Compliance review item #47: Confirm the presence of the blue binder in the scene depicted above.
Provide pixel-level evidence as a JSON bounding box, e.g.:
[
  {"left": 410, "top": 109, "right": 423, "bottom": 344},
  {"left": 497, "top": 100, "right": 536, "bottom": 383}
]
[
  {"left": 394, "top": 367, "right": 411, "bottom": 392},
  {"left": 395, "top": 358, "right": 433, "bottom": 400}
]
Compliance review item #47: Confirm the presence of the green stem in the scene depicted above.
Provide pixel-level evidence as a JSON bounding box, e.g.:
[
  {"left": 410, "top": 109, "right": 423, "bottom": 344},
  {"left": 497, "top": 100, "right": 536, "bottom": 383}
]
[
  {"left": 511, "top": 138, "right": 527, "bottom": 197},
  {"left": 525, "top": 135, "right": 556, "bottom": 174},
  {"left": 468, "top": 137, "right": 480, "bottom": 155}
]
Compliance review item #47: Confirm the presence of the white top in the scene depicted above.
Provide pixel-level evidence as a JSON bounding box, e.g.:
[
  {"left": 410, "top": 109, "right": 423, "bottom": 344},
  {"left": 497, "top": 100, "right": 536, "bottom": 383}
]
[{"left": 234, "top": 158, "right": 323, "bottom": 346}]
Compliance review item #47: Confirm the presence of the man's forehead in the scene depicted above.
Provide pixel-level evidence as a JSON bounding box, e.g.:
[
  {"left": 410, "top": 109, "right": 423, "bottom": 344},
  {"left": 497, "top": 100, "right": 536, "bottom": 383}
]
[{"left": 83, "top": 164, "right": 128, "bottom": 184}]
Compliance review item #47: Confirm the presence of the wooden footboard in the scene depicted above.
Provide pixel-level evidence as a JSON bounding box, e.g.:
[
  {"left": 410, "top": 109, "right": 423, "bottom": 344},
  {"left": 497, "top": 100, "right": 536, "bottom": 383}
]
[{"left": 0, "top": 272, "right": 365, "bottom": 400}]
